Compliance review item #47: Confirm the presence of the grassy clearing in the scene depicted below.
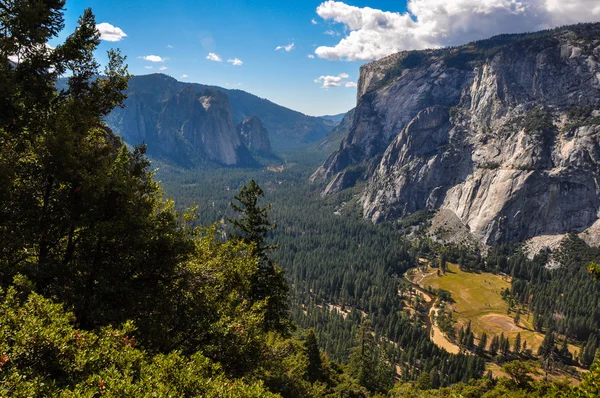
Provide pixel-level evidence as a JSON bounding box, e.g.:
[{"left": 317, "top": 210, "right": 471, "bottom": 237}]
[{"left": 416, "top": 263, "right": 550, "bottom": 354}]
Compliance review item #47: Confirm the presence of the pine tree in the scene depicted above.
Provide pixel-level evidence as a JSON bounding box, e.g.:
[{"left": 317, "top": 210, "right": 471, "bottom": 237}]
[
  {"left": 229, "top": 180, "right": 291, "bottom": 334},
  {"left": 490, "top": 336, "right": 499, "bottom": 357},
  {"left": 514, "top": 333, "right": 522, "bottom": 355},
  {"left": 477, "top": 332, "right": 488, "bottom": 355},
  {"left": 305, "top": 329, "right": 323, "bottom": 382}
]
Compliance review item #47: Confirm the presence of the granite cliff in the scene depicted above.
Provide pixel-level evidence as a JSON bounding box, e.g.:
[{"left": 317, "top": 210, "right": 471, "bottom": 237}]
[
  {"left": 237, "top": 116, "right": 275, "bottom": 158},
  {"left": 313, "top": 23, "right": 600, "bottom": 245},
  {"left": 106, "top": 74, "right": 332, "bottom": 162}
]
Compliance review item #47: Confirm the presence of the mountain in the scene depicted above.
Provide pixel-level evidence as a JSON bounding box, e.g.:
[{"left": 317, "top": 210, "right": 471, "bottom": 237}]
[
  {"left": 106, "top": 74, "right": 332, "bottom": 154},
  {"left": 320, "top": 113, "right": 347, "bottom": 123},
  {"left": 312, "top": 108, "right": 355, "bottom": 156},
  {"left": 319, "top": 113, "right": 348, "bottom": 128},
  {"left": 312, "top": 23, "right": 600, "bottom": 245},
  {"left": 106, "top": 79, "right": 255, "bottom": 167},
  {"left": 237, "top": 116, "right": 276, "bottom": 158}
]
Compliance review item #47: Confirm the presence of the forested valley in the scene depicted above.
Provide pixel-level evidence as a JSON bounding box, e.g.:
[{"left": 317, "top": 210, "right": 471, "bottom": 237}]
[{"left": 1, "top": 2, "right": 600, "bottom": 397}]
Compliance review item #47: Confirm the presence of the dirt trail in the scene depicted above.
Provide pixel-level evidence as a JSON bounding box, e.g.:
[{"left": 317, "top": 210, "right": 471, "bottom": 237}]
[{"left": 404, "top": 271, "right": 461, "bottom": 354}]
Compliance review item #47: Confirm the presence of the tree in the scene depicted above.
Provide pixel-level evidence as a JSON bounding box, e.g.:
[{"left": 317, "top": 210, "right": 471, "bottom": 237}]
[
  {"left": 490, "top": 336, "right": 500, "bottom": 357},
  {"left": 477, "top": 332, "right": 488, "bottom": 355},
  {"left": 502, "top": 360, "right": 537, "bottom": 390},
  {"left": 305, "top": 329, "right": 323, "bottom": 382},
  {"left": 514, "top": 309, "right": 521, "bottom": 326},
  {"left": 229, "top": 180, "right": 291, "bottom": 334},
  {"left": 0, "top": 2, "right": 199, "bottom": 347},
  {"left": 514, "top": 333, "right": 522, "bottom": 355},
  {"left": 588, "top": 261, "right": 600, "bottom": 280}
]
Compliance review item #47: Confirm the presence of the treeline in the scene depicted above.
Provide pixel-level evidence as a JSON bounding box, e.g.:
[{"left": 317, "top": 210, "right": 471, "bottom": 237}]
[{"left": 487, "top": 236, "right": 600, "bottom": 367}]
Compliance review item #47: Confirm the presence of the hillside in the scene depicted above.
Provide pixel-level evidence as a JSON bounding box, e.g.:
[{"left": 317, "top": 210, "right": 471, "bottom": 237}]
[
  {"left": 105, "top": 74, "right": 333, "bottom": 152},
  {"left": 313, "top": 23, "right": 600, "bottom": 246}
]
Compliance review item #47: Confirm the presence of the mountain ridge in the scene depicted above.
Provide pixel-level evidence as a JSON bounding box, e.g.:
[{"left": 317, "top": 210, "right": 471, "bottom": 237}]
[
  {"left": 313, "top": 22, "right": 600, "bottom": 245},
  {"left": 106, "top": 73, "right": 333, "bottom": 153}
]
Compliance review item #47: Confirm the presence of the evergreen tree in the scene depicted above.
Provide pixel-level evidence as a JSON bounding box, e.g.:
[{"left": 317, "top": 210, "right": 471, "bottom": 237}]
[
  {"left": 229, "top": 180, "right": 291, "bottom": 334},
  {"left": 305, "top": 329, "right": 323, "bottom": 382},
  {"left": 514, "top": 332, "right": 522, "bottom": 355},
  {"left": 477, "top": 332, "right": 488, "bottom": 355},
  {"left": 490, "top": 336, "right": 500, "bottom": 357}
]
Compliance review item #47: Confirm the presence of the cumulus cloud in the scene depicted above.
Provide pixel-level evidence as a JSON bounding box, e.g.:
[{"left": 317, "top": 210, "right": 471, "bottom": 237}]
[
  {"left": 167, "top": 44, "right": 174, "bottom": 48},
  {"left": 181, "top": 74, "right": 188, "bottom": 79},
  {"left": 227, "top": 58, "right": 243, "bottom": 66},
  {"left": 206, "top": 52, "right": 223, "bottom": 62},
  {"left": 307, "top": 54, "right": 315, "bottom": 59},
  {"left": 141, "top": 55, "right": 166, "bottom": 63},
  {"left": 96, "top": 22, "right": 127, "bottom": 42},
  {"left": 312, "top": 18, "right": 318, "bottom": 24},
  {"left": 314, "top": 0, "right": 600, "bottom": 61},
  {"left": 275, "top": 43, "right": 295, "bottom": 52},
  {"left": 160, "top": 66, "right": 168, "bottom": 71},
  {"left": 314, "top": 72, "right": 353, "bottom": 88},
  {"left": 345, "top": 81, "right": 357, "bottom": 87}
]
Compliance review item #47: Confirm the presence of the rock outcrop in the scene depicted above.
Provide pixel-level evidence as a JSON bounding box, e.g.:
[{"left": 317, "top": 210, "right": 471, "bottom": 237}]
[
  {"left": 105, "top": 74, "right": 332, "bottom": 157},
  {"left": 236, "top": 116, "right": 275, "bottom": 158},
  {"left": 314, "top": 23, "right": 600, "bottom": 245}
]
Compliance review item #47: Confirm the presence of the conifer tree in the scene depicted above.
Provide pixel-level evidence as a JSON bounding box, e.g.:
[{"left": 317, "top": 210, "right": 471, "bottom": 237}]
[
  {"left": 477, "top": 332, "right": 488, "bottom": 355},
  {"left": 305, "top": 329, "right": 323, "bottom": 382},
  {"left": 229, "top": 180, "right": 291, "bottom": 334},
  {"left": 514, "top": 332, "right": 522, "bottom": 355}
]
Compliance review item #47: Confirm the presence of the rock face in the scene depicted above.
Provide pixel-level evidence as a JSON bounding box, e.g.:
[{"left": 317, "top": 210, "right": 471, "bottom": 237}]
[
  {"left": 314, "top": 23, "right": 600, "bottom": 245},
  {"left": 236, "top": 116, "right": 275, "bottom": 158},
  {"left": 111, "top": 82, "right": 255, "bottom": 166},
  {"left": 106, "top": 74, "right": 332, "bottom": 156}
]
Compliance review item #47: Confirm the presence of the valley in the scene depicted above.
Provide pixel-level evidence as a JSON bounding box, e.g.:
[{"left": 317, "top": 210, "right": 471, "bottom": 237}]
[{"left": 3, "top": 2, "right": 600, "bottom": 395}]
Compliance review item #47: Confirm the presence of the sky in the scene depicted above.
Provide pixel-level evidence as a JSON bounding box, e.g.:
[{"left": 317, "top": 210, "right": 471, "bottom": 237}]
[{"left": 56, "top": 0, "right": 600, "bottom": 116}]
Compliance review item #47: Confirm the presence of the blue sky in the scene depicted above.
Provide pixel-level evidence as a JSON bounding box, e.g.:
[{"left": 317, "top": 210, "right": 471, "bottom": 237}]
[
  {"left": 56, "top": 0, "right": 599, "bottom": 116},
  {"left": 57, "top": 1, "right": 407, "bottom": 116}
]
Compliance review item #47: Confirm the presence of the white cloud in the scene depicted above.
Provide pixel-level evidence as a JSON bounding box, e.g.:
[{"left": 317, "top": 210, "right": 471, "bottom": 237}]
[
  {"left": 345, "top": 81, "right": 357, "bottom": 87},
  {"left": 96, "top": 22, "right": 127, "bottom": 42},
  {"left": 315, "top": 0, "right": 600, "bottom": 61},
  {"left": 314, "top": 72, "right": 352, "bottom": 88},
  {"left": 206, "top": 52, "right": 223, "bottom": 62},
  {"left": 227, "top": 58, "right": 243, "bottom": 66},
  {"left": 275, "top": 43, "right": 295, "bottom": 52},
  {"left": 181, "top": 74, "right": 188, "bottom": 79},
  {"left": 144, "top": 66, "right": 153, "bottom": 69},
  {"left": 307, "top": 54, "right": 315, "bottom": 59},
  {"left": 167, "top": 44, "right": 174, "bottom": 48},
  {"left": 141, "top": 55, "right": 166, "bottom": 63},
  {"left": 312, "top": 18, "right": 318, "bottom": 24},
  {"left": 160, "top": 66, "right": 168, "bottom": 70},
  {"left": 324, "top": 29, "right": 339, "bottom": 36}
]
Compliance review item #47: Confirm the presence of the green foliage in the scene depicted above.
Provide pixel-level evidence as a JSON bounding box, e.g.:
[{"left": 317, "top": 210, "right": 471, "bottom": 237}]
[
  {"left": 502, "top": 360, "right": 537, "bottom": 390},
  {"left": 574, "top": 356, "right": 600, "bottom": 397},
  {"left": 0, "top": 283, "right": 277, "bottom": 397},
  {"left": 523, "top": 105, "right": 554, "bottom": 133},
  {"left": 229, "top": 179, "right": 292, "bottom": 335},
  {"left": 305, "top": 329, "right": 324, "bottom": 383}
]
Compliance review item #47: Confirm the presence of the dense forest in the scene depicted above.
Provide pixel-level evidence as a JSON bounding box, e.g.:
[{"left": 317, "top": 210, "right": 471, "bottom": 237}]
[{"left": 1, "top": 2, "right": 600, "bottom": 397}]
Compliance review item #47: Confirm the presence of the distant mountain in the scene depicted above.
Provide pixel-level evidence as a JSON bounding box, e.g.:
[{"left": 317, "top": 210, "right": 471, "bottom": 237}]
[
  {"left": 237, "top": 116, "right": 276, "bottom": 159},
  {"left": 105, "top": 74, "right": 333, "bottom": 153},
  {"left": 319, "top": 113, "right": 347, "bottom": 125},
  {"left": 313, "top": 108, "right": 355, "bottom": 155},
  {"left": 107, "top": 83, "right": 256, "bottom": 167}
]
